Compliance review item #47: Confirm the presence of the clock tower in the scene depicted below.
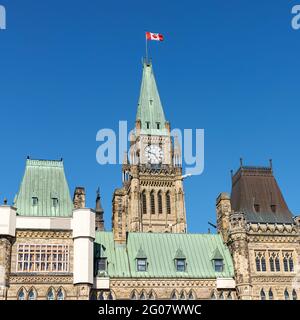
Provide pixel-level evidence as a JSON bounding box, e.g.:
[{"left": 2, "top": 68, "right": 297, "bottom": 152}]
[{"left": 112, "top": 60, "right": 187, "bottom": 242}]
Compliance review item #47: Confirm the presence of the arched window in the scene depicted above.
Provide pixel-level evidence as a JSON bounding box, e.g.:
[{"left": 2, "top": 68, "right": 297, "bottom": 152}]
[
  {"left": 260, "top": 289, "right": 266, "bottom": 300},
  {"left": 47, "top": 288, "right": 55, "bottom": 300},
  {"left": 275, "top": 257, "right": 280, "bottom": 271},
  {"left": 171, "top": 291, "right": 177, "bottom": 300},
  {"left": 188, "top": 291, "right": 195, "bottom": 300},
  {"left": 140, "top": 292, "right": 146, "bottom": 300},
  {"left": 284, "top": 289, "right": 290, "bottom": 300},
  {"left": 28, "top": 289, "right": 36, "bottom": 300},
  {"left": 142, "top": 191, "right": 147, "bottom": 214},
  {"left": 289, "top": 257, "right": 294, "bottom": 272},
  {"left": 18, "top": 288, "right": 25, "bottom": 300},
  {"left": 166, "top": 192, "right": 171, "bottom": 215},
  {"left": 261, "top": 257, "right": 266, "bottom": 271},
  {"left": 268, "top": 289, "right": 273, "bottom": 300},
  {"left": 98, "top": 291, "right": 105, "bottom": 300},
  {"left": 211, "top": 291, "right": 217, "bottom": 300},
  {"left": 292, "top": 289, "right": 297, "bottom": 301},
  {"left": 283, "top": 257, "right": 289, "bottom": 272},
  {"left": 150, "top": 191, "right": 155, "bottom": 214},
  {"left": 90, "top": 292, "right": 97, "bottom": 300},
  {"left": 219, "top": 291, "right": 224, "bottom": 300},
  {"left": 179, "top": 291, "right": 186, "bottom": 300},
  {"left": 227, "top": 292, "right": 233, "bottom": 300},
  {"left": 255, "top": 256, "right": 261, "bottom": 271},
  {"left": 158, "top": 191, "right": 163, "bottom": 214},
  {"left": 130, "top": 291, "right": 137, "bottom": 300},
  {"left": 107, "top": 292, "right": 113, "bottom": 300},
  {"left": 148, "top": 291, "right": 155, "bottom": 300},
  {"left": 57, "top": 288, "right": 64, "bottom": 300},
  {"left": 269, "top": 256, "right": 275, "bottom": 272}
]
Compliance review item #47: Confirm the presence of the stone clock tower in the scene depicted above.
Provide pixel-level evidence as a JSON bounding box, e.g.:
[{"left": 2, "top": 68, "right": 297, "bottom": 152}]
[{"left": 112, "top": 60, "right": 187, "bottom": 241}]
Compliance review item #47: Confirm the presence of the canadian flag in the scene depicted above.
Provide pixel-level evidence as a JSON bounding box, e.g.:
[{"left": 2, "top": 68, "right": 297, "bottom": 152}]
[{"left": 146, "top": 32, "right": 164, "bottom": 41}]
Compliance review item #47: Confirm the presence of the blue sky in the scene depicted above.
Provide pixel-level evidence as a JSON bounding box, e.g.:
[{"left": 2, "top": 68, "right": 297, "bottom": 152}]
[{"left": 0, "top": 1, "right": 299, "bottom": 232}]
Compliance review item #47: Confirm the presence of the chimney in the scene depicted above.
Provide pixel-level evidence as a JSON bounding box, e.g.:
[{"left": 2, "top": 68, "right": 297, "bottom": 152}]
[
  {"left": 73, "top": 187, "right": 86, "bottom": 209},
  {"left": 95, "top": 188, "right": 104, "bottom": 231}
]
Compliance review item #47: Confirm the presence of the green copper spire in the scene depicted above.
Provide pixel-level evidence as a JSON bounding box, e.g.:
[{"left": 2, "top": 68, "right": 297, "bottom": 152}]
[{"left": 136, "top": 61, "right": 168, "bottom": 135}]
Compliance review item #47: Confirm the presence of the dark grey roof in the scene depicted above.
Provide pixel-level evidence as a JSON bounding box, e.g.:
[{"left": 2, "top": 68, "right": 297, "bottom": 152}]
[{"left": 231, "top": 166, "right": 294, "bottom": 224}]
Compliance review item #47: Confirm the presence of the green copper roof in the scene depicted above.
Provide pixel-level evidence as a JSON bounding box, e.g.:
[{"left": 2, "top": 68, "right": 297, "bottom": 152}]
[
  {"left": 95, "top": 232, "right": 234, "bottom": 279},
  {"left": 136, "top": 61, "right": 168, "bottom": 135},
  {"left": 211, "top": 247, "right": 223, "bottom": 260},
  {"left": 14, "top": 159, "right": 73, "bottom": 217}
]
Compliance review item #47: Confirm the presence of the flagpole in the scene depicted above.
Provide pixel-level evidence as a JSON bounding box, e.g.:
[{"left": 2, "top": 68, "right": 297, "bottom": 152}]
[{"left": 145, "top": 34, "right": 148, "bottom": 63}]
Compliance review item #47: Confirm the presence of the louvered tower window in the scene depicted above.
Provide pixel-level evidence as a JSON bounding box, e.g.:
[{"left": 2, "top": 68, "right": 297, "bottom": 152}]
[
  {"left": 150, "top": 191, "right": 155, "bottom": 214},
  {"left": 166, "top": 191, "right": 171, "bottom": 215},
  {"left": 158, "top": 191, "right": 163, "bottom": 214},
  {"left": 142, "top": 191, "right": 147, "bottom": 214}
]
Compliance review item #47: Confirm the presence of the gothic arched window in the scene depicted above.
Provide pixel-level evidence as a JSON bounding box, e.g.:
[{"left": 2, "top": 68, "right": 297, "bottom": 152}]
[
  {"left": 227, "top": 292, "right": 233, "bottom": 300},
  {"left": 158, "top": 191, "right": 163, "bottom": 214},
  {"left": 284, "top": 289, "right": 290, "bottom": 300},
  {"left": 47, "top": 288, "right": 55, "bottom": 300},
  {"left": 18, "top": 288, "right": 25, "bottom": 300},
  {"left": 255, "top": 252, "right": 266, "bottom": 272},
  {"left": 289, "top": 257, "right": 294, "bottom": 272},
  {"left": 107, "top": 292, "right": 113, "bottom": 300},
  {"left": 28, "top": 288, "right": 36, "bottom": 300},
  {"left": 130, "top": 291, "right": 137, "bottom": 300},
  {"left": 150, "top": 191, "right": 155, "bottom": 214},
  {"left": 255, "top": 256, "right": 261, "bottom": 272},
  {"left": 98, "top": 291, "right": 105, "bottom": 300},
  {"left": 260, "top": 289, "right": 266, "bottom": 300},
  {"left": 268, "top": 289, "right": 273, "bottom": 300},
  {"left": 211, "top": 291, "right": 217, "bottom": 300},
  {"left": 275, "top": 256, "right": 280, "bottom": 272},
  {"left": 187, "top": 291, "right": 195, "bottom": 300},
  {"left": 261, "top": 257, "right": 266, "bottom": 271},
  {"left": 269, "top": 256, "right": 275, "bottom": 272},
  {"left": 179, "top": 291, "right": 186, "bottom": 300},
  {"left": 292, "top": 289, "right": 297, "bottom": 301},
  {"left": 57, "top": 288, "right": 64, "bottom": 300},
  {"left": 283, "top": 257, "right": 289, "bottom": 272},
  {"left": 148, "top": 290, "right": 155, "bottom": 300},
  {"left": 166, "top": 192, "right": 171, "bottom": 215},
  {"left": 140, "top": 292, "right": 146, "bottom": 300},
  {"left": 142, "top": 191, "right": 147, "bottom": 214},
  {"left": 171, "top": 291, "right": 177, "bottom": 300}
]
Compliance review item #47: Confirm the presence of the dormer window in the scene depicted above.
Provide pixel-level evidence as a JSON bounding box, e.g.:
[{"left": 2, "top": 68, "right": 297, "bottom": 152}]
[
  {"left": 32, "top": 197, "right": 38, "bottom": 206},
  {"left": 52, "top": 198, "right": 59, "bottom": 207},
  {"left": 175, "top": 258, "right": 186, "bottom": 272},
  {"left": 146, "top": 121, "right": 150, "bottom": 129},
  {"left": 137, "top": 258, "right": 147, "bottom": 272},
  {"left": 254, "top": 204, "right": 260, "bottom": 212},
  {"left": 214, "top": 259, "right": 224, "bottom": 272},
  {"left": 270, "top": 204, "right": 276, "bottom": 213},
  {"left": 156, "top": 122, "right": 160, "bottom": 129}
]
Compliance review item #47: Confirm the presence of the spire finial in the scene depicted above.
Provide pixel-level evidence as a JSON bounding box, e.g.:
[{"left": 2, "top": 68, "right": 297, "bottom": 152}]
[
  {"left": 240, "top": 158, "right": 243, "bottom": 167},
  {"left": 269, "top": 159, "right": 273, "bottom": 171},
  {"left": 3, "top": 197, "right": 7, "bottom": 205}
]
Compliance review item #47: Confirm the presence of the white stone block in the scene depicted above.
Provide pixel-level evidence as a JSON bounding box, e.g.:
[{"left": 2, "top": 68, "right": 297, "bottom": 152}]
[
  {"left": 0, "top": 206, "right": 16, "bottom": 237},
  {"left": 216, "top": 278, "right": 236, "bottom": 289}
]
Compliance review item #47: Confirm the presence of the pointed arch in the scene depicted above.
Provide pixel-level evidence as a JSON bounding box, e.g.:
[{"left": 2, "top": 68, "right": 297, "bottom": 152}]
[
  {"left": 219, "top": 291, "right": 224, "bottom": 300},
  {"left": 227, "top": 291, "right": 233, "bottom": 300},
  {"left": 141, "top": 190, "right": 147, "bottom": 214},
  {"left": 187, "top": 290, "right": 196, "bottom": 300},
  {"left": 166, "top": 191, "right": 171, "bottom": 214},
  {"left": 148, "top": 290, "right": 156, "bottom": 300},
  {"left": 268, "top": 288, "right": 273, "bottom": 300},
  {"left": 17, "top": 287, "right": 26, "bottom": 300},
  {"left": 28, "top": 287, "right": 37, "bottom": 300},
  {"left": 107, "top": 291, "right": 115, "bottom": 300},
  {"left": 98, "top": 291, "right": 105, "bottom": 300},
  {"left": 210, "top": 290, "right": 217, "bottom": 300},
  {"left": 260, "top": 289, "right": 266, "bottom": 300},
  {"left": 90, "top": 292, "right": 97, "bottom": 300},
  {"left": 158, "top": 191, "right": 163, "bottom": 214},
  {"left": 130, "top": 290, "right": 138, "bottom": 300},
  {"left": 47, "top": 287, "right": 55, "bottom": 300},
  {"left": 57, "top": 287, "right": 65, "bottom": 300},
  {"left": 170, "top": 290, "right": 178, "bottom": 300},
  {"left": 292, "top": 289, "right": 297, "bottom": 300},
  {"left": 150, "top": 190, "right": 155, "bottom": 214},
  {"left": 179, "top": 290, "right": 186, "bottom": 300},
  {"left": 140, "top": 290, "right": 147, "bottom": 300},
  {"left": 284, "top": 289, "right": 290, "bottom": 300}
]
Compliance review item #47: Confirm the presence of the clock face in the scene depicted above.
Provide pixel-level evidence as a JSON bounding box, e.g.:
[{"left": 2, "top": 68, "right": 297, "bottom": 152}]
[{"left": 144, "top": 145, "right": 163, "bottom": 164}]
